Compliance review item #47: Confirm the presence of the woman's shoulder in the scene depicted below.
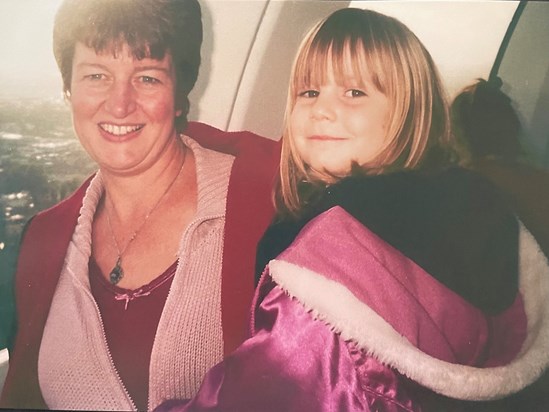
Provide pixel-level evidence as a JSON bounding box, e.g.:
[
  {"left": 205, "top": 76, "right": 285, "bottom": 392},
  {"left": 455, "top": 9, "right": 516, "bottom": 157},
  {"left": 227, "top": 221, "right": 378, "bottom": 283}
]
[
  {"left": 32, "top": 174, "right": 94, "bottom": 225},
  {"left": 185, "top": 121, "right": 281, "bottom": 158},
  {"left": 20, "top": 174, "right": 91, "bottom": 255},
  {"left": 183, "top": 122, "right": 280, "bottom": 187}
]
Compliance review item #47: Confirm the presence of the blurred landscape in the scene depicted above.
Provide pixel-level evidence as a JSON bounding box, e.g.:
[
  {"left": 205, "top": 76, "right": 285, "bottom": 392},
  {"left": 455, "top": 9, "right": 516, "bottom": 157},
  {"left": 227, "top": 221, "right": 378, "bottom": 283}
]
[{"left": 0, "top": 98, "right": 95, "bottom": 284}]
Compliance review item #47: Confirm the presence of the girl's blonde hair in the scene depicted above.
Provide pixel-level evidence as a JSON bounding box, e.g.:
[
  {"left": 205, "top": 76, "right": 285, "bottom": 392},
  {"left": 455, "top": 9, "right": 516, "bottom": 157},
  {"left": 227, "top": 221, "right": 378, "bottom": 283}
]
[{"left": 277, "top": 8, "right": 453, "bottom": 216}]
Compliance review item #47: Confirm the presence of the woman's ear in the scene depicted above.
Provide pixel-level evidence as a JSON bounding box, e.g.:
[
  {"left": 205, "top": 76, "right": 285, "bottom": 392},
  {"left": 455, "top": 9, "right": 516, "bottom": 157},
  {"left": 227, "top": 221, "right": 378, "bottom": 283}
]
[{"left": 175, "top": 108, "right": 183, "bottom": 118}]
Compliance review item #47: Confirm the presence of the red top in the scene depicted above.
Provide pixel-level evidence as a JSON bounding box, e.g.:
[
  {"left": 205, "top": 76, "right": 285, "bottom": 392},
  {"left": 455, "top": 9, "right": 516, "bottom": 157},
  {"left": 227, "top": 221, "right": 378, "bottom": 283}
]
[{"left": 89, "top": 259, "right": 177, "bottom": 411}]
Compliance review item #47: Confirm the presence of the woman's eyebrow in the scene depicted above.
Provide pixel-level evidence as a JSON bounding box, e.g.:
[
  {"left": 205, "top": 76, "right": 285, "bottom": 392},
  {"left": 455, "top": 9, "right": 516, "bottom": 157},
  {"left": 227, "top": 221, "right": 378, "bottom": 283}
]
[
  {"left": 134, "top": 65, "right": 171, "bottom": 74},
  {"left": 73, "top": 62, "right": 171, "bottom": 75},
  {"left": 74, "top": 62, "right": 108, "bottom": 71}
]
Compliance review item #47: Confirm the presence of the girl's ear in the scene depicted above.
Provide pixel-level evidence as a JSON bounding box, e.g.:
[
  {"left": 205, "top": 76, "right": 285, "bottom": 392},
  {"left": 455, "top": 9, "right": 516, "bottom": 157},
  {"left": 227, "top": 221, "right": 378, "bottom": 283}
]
[{"left": 175, "top": 109, "right": 183, "bottom": 118}]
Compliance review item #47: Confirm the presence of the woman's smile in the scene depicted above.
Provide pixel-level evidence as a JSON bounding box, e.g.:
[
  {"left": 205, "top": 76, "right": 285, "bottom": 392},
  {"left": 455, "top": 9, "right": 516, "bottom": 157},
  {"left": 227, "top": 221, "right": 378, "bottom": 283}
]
[{"left": 98, "top": 123, "right": 146, "bottom": 142}]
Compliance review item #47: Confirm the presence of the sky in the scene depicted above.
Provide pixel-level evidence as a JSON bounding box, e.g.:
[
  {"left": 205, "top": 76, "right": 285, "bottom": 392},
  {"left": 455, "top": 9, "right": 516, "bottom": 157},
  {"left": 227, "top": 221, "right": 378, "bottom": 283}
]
[
  {"left": 0, "top": 0, "right": 64, "bottom": 99},
  {"left": 0, "top": 0, "right": 518, "bottom": 101}
]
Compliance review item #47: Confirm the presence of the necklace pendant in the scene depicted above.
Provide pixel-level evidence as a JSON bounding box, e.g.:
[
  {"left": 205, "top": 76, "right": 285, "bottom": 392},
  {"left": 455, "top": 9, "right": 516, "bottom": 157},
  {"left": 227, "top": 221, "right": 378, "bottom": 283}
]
[{"left": 109, "top": 258, "right": 124, "bottom": 285}]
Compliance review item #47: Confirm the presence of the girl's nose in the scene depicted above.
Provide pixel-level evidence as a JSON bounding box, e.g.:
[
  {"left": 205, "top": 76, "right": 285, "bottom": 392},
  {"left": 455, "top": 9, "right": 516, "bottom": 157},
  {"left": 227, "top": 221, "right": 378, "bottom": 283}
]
[
  {"left": 310, "top": 94, "right": 335, "bottom": 121},
  {"left": 104, "top": 81, "right": 137, "bottom": 118}
]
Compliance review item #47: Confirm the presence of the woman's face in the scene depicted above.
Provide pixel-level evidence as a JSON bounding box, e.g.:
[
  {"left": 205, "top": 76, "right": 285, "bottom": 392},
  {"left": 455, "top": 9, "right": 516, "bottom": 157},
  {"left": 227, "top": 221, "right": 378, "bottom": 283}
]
[
  {"left": 290, "top": 60, "right": 390, "bottom": 178},
  {"left": 69, "top": 42, "right": 181, "bottom": 176}
]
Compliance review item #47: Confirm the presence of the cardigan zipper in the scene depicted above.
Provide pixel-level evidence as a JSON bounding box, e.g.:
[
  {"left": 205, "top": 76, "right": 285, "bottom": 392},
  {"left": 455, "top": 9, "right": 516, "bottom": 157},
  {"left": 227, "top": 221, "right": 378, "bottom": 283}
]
[{"left": 89, "top": 293, "right": 138, "bottom": 411}]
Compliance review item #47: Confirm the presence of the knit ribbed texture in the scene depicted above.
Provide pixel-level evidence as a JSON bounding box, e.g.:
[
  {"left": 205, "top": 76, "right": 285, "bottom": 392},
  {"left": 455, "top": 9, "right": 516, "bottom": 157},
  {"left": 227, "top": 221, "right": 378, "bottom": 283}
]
[{"left": 38, "top": 136, "right": 234, "bottom": 411}]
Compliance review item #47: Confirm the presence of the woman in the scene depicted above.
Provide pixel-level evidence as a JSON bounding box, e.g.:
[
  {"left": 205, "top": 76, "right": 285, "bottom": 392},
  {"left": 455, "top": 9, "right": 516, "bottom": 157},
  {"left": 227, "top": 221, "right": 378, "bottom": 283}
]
[{"left": 0, "top": 0, "right": 279, "bottom": 410}]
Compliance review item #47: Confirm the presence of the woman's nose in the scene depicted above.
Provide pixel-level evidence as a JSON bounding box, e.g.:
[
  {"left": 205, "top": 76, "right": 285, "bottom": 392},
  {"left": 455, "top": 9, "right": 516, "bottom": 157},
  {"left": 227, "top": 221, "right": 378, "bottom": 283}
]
[{"left": 104, "top": 81, "right": 137, "bottom": 118}]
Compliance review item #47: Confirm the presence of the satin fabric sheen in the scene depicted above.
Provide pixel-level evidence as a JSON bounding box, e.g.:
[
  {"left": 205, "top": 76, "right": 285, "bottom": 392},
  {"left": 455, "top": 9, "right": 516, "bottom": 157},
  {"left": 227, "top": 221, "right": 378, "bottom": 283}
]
[{"left": 157, "top": 283, "right": 418, "bottom": 411}]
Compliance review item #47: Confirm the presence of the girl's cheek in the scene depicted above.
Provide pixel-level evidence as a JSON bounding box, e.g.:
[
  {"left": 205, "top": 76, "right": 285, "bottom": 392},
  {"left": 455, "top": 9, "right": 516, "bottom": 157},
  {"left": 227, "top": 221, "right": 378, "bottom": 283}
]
[{"left": 289, "top": 107, "right": 305, "bottom": 133}]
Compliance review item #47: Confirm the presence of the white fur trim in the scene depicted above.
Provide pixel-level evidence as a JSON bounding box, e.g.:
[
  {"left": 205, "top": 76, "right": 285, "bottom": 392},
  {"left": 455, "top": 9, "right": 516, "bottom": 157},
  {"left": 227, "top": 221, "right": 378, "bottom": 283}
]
[{"left": 268, "top": 223, "right": 549, "bottom": 400}]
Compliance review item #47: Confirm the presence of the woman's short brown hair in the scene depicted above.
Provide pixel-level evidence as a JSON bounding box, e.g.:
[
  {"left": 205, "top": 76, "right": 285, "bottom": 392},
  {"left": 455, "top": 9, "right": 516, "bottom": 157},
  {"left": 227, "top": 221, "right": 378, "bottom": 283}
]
[
  {"left": 53, "top": 0, "right": 202, "bottom": 131},
  {"left": 277, "top": 8, "right": 453, "bottom": 216}
]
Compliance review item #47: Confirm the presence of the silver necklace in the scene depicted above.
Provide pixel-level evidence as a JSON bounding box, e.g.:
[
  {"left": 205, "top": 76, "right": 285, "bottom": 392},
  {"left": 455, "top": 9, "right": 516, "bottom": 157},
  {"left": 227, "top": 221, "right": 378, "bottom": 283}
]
[{"left": 105, "top": 151, "right": 186, "bottom": 285}]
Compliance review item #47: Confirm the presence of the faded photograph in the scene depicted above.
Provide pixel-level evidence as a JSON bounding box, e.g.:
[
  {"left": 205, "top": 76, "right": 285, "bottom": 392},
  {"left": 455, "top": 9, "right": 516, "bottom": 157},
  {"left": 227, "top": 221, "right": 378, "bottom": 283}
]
[{"left": 1, "top": 1, "right": 548, "bottom": 411}]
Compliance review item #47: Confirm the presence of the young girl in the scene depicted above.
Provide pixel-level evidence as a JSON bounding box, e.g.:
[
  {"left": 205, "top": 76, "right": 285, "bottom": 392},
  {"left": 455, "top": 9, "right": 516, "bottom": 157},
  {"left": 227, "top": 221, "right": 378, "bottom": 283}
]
[{"left": 157, "top": 8, "right": 549, "bottom": 412}]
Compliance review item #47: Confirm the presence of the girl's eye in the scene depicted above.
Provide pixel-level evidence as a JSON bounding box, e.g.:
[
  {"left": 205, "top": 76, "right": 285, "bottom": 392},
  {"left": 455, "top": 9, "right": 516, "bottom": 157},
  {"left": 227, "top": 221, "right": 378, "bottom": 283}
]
[
  {"left": 298, "top": 90, "right": 319, "bottom": 98},
  {"left": 345, "top": 89, "right": 366, "bottom": 98}
]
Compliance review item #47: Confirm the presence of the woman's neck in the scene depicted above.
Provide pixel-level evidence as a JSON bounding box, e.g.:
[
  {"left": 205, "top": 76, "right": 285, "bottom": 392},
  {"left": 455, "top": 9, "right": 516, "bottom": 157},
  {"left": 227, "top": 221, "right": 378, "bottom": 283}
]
[{"left": 99, "top": 137, "right": 189, "bottom": 223}]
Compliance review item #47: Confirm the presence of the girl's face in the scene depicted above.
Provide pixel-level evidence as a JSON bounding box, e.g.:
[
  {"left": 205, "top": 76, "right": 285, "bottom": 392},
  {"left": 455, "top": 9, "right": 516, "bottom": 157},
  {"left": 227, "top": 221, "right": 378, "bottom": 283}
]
[
  {"left": 290, "top": 59, "right": 390, "bottom": 178},
  {"left": 70, "top": 42, "right": 181, "bottom": 176}
]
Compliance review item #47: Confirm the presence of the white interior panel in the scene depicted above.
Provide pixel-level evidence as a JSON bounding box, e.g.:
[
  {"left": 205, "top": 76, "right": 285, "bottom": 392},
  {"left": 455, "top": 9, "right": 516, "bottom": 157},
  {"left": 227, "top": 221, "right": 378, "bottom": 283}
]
[
  {"left": 188, "top": 0, "right": 269, "bottom": 131},
  {"left": 229, "top": 1, "right": 350, "bottom": 139}
]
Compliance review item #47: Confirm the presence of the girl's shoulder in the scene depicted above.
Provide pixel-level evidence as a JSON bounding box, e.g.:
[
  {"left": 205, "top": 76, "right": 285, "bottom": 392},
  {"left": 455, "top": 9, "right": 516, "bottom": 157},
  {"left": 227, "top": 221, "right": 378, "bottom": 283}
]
[
  {"left": 319, "top": 167, "right": 513, "bottom": 234},
  {"left": 331, "top": 166, "right": 507, "bottom": 207},
  {"left": 323, "top": 167, "right": 519, "bottom": 314}
]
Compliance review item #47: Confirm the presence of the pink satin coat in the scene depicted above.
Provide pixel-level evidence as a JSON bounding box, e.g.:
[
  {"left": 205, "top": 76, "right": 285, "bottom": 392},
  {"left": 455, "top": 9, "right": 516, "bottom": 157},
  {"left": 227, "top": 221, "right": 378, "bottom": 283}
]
[{"left": 156, "top": 206, "right": 548, "bottom": 412}]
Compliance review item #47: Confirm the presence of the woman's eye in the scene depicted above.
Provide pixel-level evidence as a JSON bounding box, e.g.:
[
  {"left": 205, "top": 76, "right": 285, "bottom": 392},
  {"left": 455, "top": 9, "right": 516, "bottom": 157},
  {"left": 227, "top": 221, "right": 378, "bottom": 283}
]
[
  {"left": 345, "top": 89, "right": 366, "bottom": 98},
  {"left": 298, "top": 90, "right": 319, "bottom": 98},
  {"left": 140, "top": 76, "right": 160, "bottom": 84},
  {"left": 85, "top": 73, "right": 106, "bottom": 81}
]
